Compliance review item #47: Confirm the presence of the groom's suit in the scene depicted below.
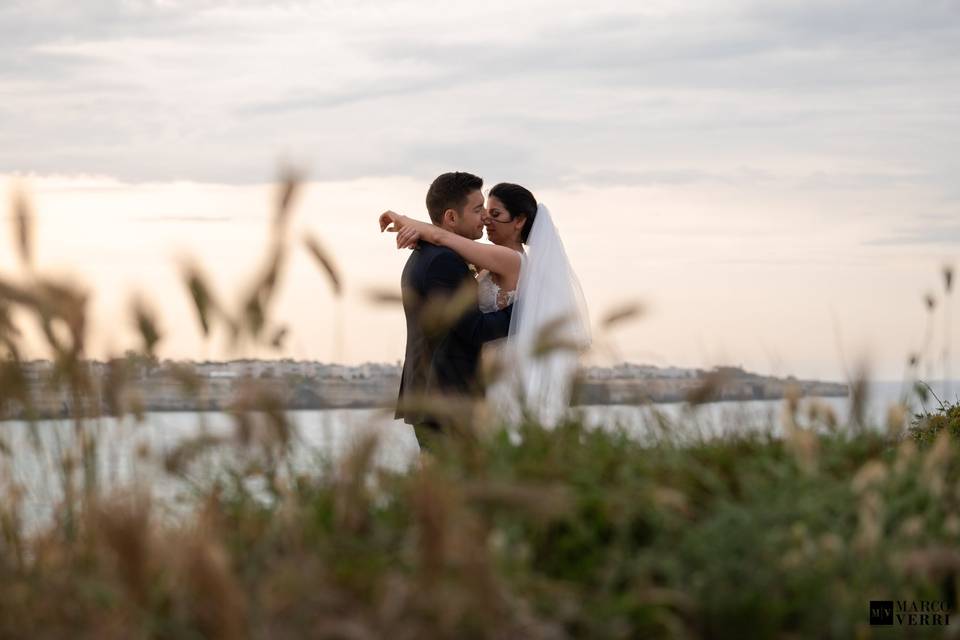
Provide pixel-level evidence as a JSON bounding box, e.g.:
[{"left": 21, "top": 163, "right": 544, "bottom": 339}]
[{"left": 396, "top": 241, "right": 513, "bottom": 433}]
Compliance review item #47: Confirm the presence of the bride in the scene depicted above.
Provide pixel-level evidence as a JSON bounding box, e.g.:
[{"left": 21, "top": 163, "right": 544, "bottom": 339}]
[{"left": 379, "top": 183, "right": 590, "bottom": 427}]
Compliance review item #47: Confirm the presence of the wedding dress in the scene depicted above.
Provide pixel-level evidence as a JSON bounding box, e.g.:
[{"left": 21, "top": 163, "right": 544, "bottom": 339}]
[
  {"left": 476, "top": 204, "right": 591, "bottom": 427},
  {"left": 477, "top": 263, "right": 520, "bottom": 315}
]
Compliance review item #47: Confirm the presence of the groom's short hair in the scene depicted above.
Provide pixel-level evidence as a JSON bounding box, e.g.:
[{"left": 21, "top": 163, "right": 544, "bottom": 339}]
[{"left": 426, "top": 172, "right": 483, "bottom": 225}]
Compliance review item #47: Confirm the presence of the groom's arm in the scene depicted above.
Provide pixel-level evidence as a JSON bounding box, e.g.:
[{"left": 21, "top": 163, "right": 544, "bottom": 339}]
[{"left": 425, "top": 252, "right": 513, "bottom": 345}]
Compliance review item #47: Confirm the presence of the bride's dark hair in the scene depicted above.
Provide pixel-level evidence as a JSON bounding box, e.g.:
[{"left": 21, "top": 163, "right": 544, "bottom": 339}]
[{"left": 489, "top": 183, "right": 537, "bottom": 243}]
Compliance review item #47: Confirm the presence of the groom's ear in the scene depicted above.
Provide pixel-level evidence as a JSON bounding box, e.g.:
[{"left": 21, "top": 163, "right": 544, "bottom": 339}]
[{"left": 441, "top": 208, "right": 457, "bottom": 227}]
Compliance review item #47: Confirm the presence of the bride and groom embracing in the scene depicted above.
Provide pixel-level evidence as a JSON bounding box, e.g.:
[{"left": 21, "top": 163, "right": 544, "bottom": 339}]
[{"left": 379, "top": 172, "right": 590, "bottom": 451}]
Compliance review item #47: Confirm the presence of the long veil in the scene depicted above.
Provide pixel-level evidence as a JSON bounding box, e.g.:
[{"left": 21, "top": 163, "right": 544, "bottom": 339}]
[{"left": 503, "top": 203, "right": 591, "bottom": 427}]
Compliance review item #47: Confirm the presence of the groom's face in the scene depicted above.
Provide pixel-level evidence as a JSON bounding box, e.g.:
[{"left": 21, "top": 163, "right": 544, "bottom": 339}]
[{"left": 447, "top": 189, "right": 485, "bottom": 240}]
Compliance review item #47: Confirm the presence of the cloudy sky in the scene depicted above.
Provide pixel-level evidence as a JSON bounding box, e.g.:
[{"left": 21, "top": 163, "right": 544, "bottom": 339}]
[{"left": 1, "top": 0, "right": 958, "bottom": 381}]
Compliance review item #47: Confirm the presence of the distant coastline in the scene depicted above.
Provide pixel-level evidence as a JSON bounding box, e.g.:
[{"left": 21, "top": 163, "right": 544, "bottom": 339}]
[{"left": 1, "top": 359, "right": 849, "bottom": 421}]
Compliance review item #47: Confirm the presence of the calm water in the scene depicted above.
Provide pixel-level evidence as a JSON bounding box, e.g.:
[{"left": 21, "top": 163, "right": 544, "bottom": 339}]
[{"left": 2, "top": 379, "right": 956, "bottom": 530}]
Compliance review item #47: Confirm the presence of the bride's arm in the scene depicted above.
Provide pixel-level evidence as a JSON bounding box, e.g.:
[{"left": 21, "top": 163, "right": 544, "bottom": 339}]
[
  {"left": 380, "top": 211, "right": 521, "bottom": 282},
  {"left": 431, "top": 226, "right": 521, "bottom": 282}
]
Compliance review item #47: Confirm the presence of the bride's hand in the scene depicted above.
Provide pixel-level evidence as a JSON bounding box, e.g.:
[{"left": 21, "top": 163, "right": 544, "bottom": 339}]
[
  {"left": 396, "top": 226, "right": 420, "bottom": 250},
  {"left": 380, "top": 211, "right": 443, "bottom": 247},
  {"left": 379, "top": 210, "right": 404, "bottom": 233}
]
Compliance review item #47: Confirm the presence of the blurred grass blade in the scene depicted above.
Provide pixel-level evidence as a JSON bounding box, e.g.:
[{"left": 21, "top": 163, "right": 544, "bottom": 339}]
[
  {"left": 532, "top": 313, "right": 583, "bottom": 358},
  {"left": 168, "top": 363, "right": 203, "bottom": 397},
  {"left": 303, "top": 233, "right": 342, "bottom": 296},
  {"left": 181, "top": 262, "right": 219, "bottom": 337},
  {"left": 274, "top": 167, "right": 302, "bottom": 234},
  {"left": 685, "top": 370, "right": 729, "bottom": 406},
  {"left": 131, "top": 297, "right": 162, "bottom": 356},
  {"left": 164, "top": 434, "right": 226, "bottom": 475},
  {"left": 258, "top": 247, "right": 283, "bottom": 306},
  {"left": 269, "top": 325, "right": 288, "bottom": 349},
  {"left": 420, "top": 280, "right": 476, "bottom": 337},
  {"left": 365, "top": 287, "right": 403, "bottom": 305},
  {"left": 242, "top": 295, "right": 265, "bottom": 338},
  {"left": 601, "top": 301, "right": 645, "bottom": 330},
  {"left": 10, "top": 184, "right": 33, "bottom": 269}
]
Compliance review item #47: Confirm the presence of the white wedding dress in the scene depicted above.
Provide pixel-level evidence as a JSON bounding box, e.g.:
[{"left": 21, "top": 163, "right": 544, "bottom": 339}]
[
  {"left": 477, "top": 259, "right": 524, "bottom": 425},
  {"left": 477, "top": 263, "right": 521, "bottom": 315},
  {"left": 476, "top": 204, "right": 591, "bottom": 427}
]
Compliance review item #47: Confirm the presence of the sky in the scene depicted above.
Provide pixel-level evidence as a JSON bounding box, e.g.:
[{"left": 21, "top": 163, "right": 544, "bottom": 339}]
[{"left": 1, "top": 0, "right": 958, "bottom": 381}]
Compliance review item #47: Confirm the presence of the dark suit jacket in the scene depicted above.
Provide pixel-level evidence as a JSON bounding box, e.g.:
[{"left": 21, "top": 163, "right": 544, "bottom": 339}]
[{"left": 396, "top": 241, "right": 513, "bottom": 427}]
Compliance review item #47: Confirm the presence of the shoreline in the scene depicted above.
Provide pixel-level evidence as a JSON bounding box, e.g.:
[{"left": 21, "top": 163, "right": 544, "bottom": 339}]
[{"left": 1, "top": 385, "right": 850, "bottom": 422}]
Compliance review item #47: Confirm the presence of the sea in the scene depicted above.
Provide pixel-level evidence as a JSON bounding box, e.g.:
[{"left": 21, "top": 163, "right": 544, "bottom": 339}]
[{"left": 2, "top": 379, "right": 957, "bottom": 530}]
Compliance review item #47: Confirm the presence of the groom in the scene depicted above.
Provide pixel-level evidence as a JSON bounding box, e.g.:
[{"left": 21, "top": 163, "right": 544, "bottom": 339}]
[{"left": 395, "top": 172, "right": 513, "bottom": 449}]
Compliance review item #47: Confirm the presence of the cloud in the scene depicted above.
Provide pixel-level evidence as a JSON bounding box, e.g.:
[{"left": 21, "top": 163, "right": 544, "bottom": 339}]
[
  {"left": 561, "top": 167, "right": 778, "bottom": 188},
  {"left": 865, "top": 225, "right": 960, "bottom": 247},
  {"left": 354, "top": 3, "right": 960, "bottom": 93},
  {"left": 0, "top": 0, "right": 957, "bottom": 199},
  {"left": 239, "top": 75, "right": 460, "bottom": 115},
  {"left": 750, "top": 0, "right": 960, "bottom": 45},
  {"left": 795, "top": 171, "right": 935, "bottom": 191}
]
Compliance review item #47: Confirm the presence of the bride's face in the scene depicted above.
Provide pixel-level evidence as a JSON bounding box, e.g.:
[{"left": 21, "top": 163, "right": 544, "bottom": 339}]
[{"left": 483, "top": 195, "right": 525, "bottom": 246}]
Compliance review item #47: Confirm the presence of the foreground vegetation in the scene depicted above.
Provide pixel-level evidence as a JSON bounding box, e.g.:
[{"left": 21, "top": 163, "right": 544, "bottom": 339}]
[{"left": 0, "top": 401, "right": 958, "bottom": 639}]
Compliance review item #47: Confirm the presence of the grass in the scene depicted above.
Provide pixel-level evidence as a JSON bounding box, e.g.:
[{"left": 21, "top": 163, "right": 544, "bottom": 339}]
[{"left": 3, "top": 409, "right": 960, "bottom": 638}]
